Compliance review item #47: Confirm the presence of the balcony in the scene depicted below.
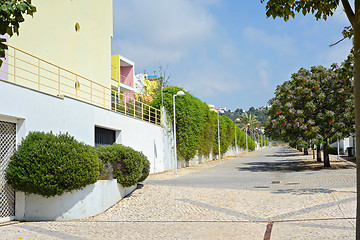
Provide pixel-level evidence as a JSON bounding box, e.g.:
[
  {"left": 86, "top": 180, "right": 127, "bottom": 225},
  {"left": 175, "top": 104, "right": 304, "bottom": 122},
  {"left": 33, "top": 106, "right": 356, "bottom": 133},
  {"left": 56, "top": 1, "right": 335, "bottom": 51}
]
[{"left": 0, "top": 44, "right": 162, "bottom": 125}]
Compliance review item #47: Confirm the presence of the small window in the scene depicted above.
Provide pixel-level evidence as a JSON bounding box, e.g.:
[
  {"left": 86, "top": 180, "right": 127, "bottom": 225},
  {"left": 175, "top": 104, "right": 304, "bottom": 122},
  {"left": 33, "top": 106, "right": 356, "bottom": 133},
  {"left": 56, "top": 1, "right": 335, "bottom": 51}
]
[
  {"left": 95, "top": 126, "right": 115, "bottom": 146},
  {"left": 75, "top": 23, "right": 80, "bottom": 32}
]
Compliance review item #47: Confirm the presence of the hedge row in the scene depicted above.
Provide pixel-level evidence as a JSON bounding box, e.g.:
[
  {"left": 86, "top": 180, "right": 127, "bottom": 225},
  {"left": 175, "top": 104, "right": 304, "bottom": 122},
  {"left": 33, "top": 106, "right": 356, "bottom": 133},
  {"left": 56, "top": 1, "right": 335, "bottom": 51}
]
[
  {"left": 151, "top": 86, "right": 256, "bottom": 161},
  {"left": 5, "top": 132, "right": 150, "bottom": 197}
]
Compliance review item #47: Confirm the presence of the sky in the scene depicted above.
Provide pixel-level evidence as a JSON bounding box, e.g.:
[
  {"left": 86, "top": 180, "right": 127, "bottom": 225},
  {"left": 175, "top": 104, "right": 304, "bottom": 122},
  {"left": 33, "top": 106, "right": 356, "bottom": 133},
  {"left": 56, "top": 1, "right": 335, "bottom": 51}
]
[{"left": 112, "top": 0, "right": 353, "bottom": 112}]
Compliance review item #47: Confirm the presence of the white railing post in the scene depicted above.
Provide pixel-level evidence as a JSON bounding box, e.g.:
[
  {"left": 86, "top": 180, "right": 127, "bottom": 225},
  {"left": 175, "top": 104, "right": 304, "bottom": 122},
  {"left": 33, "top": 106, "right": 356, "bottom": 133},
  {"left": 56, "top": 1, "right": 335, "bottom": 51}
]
[{"left": 38, "top": 59, "right": 40, "bottom": 90}]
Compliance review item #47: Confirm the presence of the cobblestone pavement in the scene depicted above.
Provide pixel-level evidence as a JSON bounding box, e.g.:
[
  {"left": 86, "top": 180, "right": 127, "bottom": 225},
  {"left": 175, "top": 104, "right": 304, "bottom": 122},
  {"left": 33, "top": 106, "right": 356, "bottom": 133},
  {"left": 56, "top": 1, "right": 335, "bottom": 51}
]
[{"left": 1, "top": 146, "right": 356, "bottom": 239}]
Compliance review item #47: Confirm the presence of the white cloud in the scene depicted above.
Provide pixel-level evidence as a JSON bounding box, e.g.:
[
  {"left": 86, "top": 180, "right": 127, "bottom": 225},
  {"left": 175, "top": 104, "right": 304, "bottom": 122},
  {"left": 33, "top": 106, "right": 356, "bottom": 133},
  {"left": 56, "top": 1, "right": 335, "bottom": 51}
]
[
  {"left": 218, "top": 40, "right": 242, "bottom": 63},
  {"left": 259, "top": 70, "right": 269, "bottom": 88},
  {"left": 112, "top": 0, "right": 216, "bottom": 66},
  {"left": 112, "top": 40, "right": 183, "bottom": 67},
  {"left": 257, "top": 60, "right": 271, "bottom": 89},
  {"left": 242, "top": 27, "right": 297, "bottom": 55},
  {"left": 181, "top": 71, "right": 242, "bottom": 98}
]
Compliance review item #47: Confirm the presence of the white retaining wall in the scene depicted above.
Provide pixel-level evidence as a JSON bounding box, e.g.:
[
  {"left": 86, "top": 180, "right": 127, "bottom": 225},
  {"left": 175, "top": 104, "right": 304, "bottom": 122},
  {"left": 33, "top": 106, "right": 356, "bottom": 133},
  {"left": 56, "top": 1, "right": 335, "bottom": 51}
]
[
  {"left": 177, "top": 147, "right": 246, "bottom": 168},
  {"left": 15, "top": 180, "right": 136, "bottom": 221},
  {"left": 0, "top": 80, "right": 172, "bottom": 174}
]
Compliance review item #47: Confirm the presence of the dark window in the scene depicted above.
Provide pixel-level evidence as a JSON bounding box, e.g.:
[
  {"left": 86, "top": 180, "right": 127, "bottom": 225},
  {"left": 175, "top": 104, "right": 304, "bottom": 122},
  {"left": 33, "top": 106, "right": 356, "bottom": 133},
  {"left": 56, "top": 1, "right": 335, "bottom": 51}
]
[{"left": 95, "top": 127, "right": 115, "bottom": 146}]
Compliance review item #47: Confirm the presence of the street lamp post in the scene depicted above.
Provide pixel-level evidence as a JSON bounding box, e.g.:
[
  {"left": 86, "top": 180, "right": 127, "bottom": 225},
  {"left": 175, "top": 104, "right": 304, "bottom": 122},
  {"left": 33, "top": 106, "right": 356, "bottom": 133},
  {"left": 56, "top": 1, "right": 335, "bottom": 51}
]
[
  {"left": 246, "top": 123, "right": 250, "bottom": 154},
  {"left": 255, "top": 128, "right": 258, "bottom": 150},
  {"left": 173, "top": 90, "right": 185, "bottom": 174},
  {"left": 235, "top": 118, "right": 240, "bottom": 157},
  {"left": 217, "top": 112, "right": 221, "bottom": 162}
]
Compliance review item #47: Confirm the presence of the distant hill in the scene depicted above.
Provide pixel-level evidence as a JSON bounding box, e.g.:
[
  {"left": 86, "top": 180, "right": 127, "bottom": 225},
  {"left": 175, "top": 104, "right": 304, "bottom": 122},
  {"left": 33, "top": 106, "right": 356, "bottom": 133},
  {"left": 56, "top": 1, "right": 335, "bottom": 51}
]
[{"left": 220, "top": 106, "right": 270, "bottom": 126}]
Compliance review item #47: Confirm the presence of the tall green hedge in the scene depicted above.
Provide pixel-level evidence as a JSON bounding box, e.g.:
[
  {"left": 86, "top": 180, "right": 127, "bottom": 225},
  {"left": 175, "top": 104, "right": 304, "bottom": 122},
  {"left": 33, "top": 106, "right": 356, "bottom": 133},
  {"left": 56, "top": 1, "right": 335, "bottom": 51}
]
[{"left": 151, "top": 86, "right": 255, "bottom": 161}]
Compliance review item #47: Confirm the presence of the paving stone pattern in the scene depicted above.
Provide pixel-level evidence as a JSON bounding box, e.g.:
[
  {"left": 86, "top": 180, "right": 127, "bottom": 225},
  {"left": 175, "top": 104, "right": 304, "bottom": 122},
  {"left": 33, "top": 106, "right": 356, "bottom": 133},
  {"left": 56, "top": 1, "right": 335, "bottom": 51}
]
[{"left": 0, "top": 146, "right": 356, "bottom": 239}]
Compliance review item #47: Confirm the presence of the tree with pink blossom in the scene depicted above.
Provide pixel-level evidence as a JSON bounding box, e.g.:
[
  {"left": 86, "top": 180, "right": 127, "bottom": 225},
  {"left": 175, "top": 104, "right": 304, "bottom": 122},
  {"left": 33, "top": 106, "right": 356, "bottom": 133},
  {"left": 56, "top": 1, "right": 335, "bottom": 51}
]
[{"left": 266, "top": 55, "right": 354, "bottom": 167}]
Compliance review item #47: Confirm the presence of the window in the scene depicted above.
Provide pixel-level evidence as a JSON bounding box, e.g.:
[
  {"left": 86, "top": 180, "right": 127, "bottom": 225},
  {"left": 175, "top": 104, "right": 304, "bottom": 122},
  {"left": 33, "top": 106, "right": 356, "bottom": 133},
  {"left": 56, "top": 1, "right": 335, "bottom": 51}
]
[
  {"left": 75, "top": 23, "right": 80, "bottom": 32},
  {"left": 95, "top": 126, "right": 115, "bottom": 146}
]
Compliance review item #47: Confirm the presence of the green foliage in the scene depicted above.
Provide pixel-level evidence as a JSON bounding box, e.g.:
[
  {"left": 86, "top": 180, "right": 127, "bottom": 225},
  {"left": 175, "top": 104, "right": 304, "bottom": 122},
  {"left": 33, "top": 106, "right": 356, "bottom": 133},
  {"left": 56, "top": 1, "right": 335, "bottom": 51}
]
[
  {"left": 261, "top": 0, "right": 339, "bottom": 21},
  {"left": 151, "top": 86, "right": 255, "bottom": 160},
  {"left": 236, "top": 127, "right": 255, "bottom": 150},
  {"left": 0, "top": 0, "right": 36, "bottom": 66},
  {"left": 138, "top": 151, "right": 150, "bottom": 182},
  {"left": 222, "top": 107, "right": 269, "bottom": 126},
  {"left": 328, "top": 147, "right": 342, "bottom": 155},
  {"left": 96, "top": 144, "right": 150, "bottom": 187},
  {"left": 238, "top": 112, "right": 260, "bottom": 130},
  {"left": 5, "top": 131, "right": 100, "bottom": 197}
]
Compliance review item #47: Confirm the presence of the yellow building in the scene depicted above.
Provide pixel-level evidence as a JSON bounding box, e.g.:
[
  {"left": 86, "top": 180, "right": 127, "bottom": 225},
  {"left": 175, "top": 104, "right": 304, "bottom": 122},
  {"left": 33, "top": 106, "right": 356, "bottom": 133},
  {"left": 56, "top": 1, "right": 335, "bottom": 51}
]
[
  {"left": 133, "top": 74, "right": 160, "bottom": 103},
  {"left": 144, "top": 76, "right": 159, "bottom": 98},
  {"left": 4, "top": 0, "right": 113, "bottom": 107}
]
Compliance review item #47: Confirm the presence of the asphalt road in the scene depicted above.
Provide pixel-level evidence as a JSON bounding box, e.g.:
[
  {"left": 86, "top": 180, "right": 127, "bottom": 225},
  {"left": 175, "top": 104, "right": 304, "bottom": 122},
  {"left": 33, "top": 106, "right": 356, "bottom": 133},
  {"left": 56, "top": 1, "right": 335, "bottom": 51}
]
[{"left": 147, "top": 146, "right": 356, "bottom": 191}]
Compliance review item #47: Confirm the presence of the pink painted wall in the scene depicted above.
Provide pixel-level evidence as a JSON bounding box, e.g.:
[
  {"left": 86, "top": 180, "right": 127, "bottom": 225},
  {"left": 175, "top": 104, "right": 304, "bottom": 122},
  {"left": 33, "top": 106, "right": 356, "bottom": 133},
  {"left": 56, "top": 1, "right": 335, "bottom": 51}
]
[
  {"left": 0, "top": 34, "right": 8, "bottom": 81},
  {"left": 124, "top": 92, "right": 135, "bottom": 100},
  {"left": 120, "top": 66, "right": 133, "bottom": 87}
]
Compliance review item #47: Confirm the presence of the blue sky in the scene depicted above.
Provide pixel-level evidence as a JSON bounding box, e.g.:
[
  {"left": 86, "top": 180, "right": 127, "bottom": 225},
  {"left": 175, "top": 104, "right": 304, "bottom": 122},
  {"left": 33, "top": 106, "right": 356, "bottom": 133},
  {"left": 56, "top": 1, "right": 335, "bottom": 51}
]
[{"left": 112, "top": 0, "right": 352, "bottom": 111}]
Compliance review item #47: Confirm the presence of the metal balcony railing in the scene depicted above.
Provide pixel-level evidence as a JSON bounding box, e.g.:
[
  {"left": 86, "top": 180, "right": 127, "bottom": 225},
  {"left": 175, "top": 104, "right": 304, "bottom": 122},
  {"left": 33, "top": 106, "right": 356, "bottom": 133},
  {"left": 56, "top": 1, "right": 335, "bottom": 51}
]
[{"left": 0, "top": 44, "right": 162, "bottom": 125}]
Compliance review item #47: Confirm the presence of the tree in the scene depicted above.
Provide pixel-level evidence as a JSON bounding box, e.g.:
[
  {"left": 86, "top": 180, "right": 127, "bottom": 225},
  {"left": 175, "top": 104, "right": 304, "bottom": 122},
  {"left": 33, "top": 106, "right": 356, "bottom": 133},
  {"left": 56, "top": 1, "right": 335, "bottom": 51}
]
[
  {"left": 260, "top": 1, "right": 360, "bottom": 235},
  {"left": 239, "top": 112, "right": 260, "bottom": 130},
  {"left": 266, "top": 62, "right": 354, "bottom": 168},
  {"left": 266, "top": 70, "right": 316, "bottom": 156},
  {"left": 0, "top": 0, "right": 36, "bottom": 66}
]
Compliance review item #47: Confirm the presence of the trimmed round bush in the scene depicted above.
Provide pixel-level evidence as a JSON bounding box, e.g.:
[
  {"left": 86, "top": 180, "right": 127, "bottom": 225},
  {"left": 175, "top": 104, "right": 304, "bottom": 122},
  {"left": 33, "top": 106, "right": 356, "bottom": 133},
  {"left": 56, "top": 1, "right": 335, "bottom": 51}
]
[
  {"left": 5, "top": 131, "right": 101, "bottom": 197},
  {"left": 97, "top": 144, "right": 150, "bottom": 187},
  {"left": 138, "top": 152, "right": 150, "bottom": 182}
]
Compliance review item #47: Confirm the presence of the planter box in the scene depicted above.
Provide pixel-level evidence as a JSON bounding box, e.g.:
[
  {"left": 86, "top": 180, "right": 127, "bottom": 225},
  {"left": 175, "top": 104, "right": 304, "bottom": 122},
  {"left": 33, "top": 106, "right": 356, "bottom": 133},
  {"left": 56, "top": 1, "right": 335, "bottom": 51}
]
[{"left": 15, "top": 180, "right": 137, "bottom": 221}]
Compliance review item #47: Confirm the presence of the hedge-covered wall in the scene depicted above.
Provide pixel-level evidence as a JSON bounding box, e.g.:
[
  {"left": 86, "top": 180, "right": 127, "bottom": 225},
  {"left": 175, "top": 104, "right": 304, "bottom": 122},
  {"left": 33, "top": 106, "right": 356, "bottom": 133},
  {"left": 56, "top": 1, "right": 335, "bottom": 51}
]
[{"left": 151, "top": 86, "right": 256, "bottom": 161}]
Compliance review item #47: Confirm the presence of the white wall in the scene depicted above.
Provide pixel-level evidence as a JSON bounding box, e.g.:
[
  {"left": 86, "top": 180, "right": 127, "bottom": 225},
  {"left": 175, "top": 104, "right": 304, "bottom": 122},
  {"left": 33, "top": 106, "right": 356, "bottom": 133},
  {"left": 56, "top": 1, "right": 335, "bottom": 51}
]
[
  {"left": 329, "top": 138, "right": 351, "bottom": 154},
  {"left": 16, "top": 180, "right": 136, "bottom": 221},
  {"left": 0, "top": 80, "right": 169, "bottom": 174}
]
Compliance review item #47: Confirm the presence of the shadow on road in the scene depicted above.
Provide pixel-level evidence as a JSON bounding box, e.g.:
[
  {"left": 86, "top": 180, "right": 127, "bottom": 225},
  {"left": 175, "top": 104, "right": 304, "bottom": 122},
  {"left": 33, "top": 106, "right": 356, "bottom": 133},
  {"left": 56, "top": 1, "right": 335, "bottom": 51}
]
[
  {"left": 271, "top": 188, "right": 336, "bottom": 195},
  {"left": 341, "top": 156, "right": 356, "bottom": 164},
  {"left": 265, "top": 154, "right": 300, "bottom": 158},
  {"left": 236, "top": 160, "right": 334, "bottom": 172},
  {"left": 237, "top": 155, "right": 355, "bottom": 173}
]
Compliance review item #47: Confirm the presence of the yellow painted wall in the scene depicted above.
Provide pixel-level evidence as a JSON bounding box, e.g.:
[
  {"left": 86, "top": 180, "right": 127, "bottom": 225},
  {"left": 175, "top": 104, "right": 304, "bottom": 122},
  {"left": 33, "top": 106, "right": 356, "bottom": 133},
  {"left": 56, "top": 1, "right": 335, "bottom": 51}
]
[
  {"left": 111, "top": 55, "right": 119, "bottom": 82},
  {"left": 144, "top": 79, "right": 158, "bottom": 97},
  {"left": 8, "top": 0, "right": 113, "bottom": 88}
]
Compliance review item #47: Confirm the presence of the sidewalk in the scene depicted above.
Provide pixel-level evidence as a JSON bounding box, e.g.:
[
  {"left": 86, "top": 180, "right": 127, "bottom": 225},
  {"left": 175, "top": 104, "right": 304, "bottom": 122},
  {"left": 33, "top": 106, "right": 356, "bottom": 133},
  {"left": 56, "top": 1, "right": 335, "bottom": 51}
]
[{"left": 0, "top": 147, "right": 356, "bottom": 239}]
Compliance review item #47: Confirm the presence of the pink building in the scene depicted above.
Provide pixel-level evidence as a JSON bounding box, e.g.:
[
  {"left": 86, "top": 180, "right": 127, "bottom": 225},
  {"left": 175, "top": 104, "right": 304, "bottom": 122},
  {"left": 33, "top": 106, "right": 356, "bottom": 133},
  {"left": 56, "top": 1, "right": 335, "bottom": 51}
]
[{"left": 111, "top": 54, "right": 135, "bottom": 101}]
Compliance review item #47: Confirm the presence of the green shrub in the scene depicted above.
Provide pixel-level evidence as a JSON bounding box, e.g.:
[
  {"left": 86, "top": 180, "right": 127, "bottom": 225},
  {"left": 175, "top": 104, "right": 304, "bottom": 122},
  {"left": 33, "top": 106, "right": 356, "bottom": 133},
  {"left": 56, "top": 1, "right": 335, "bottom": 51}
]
[
  {"left": 5, "top": 132, "right": 101, "bottom": 197},
  {"left": 138, "top": 152, "right": 150, "bottom": 182},
  {"left": 97, "top": 144, "right": 150, "bottom": 187},
  {"left": 328, "top": 147, "right": 342, "bottom": 155}
]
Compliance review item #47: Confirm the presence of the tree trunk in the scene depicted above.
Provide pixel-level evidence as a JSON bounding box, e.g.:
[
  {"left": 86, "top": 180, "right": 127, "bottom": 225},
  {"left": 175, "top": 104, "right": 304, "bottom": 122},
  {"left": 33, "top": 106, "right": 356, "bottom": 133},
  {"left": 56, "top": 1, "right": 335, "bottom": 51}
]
[
  {"left": 316, "top": 144, "right": 322, "bottom": 162},
  {"left": 354, "top": 4, "right": 360, "bottom": 237},
  {"left": 352, "top": 4, "right": 360, "bottom": 237},
  {"left": 304, "top": 147, "right": 309, "bottom": 155},
  {"left": 313, "top": 147, "right": 315, "bottom": 159},
  {"left": 323, "top": 141, "right": 331, "bottom": 168}
]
